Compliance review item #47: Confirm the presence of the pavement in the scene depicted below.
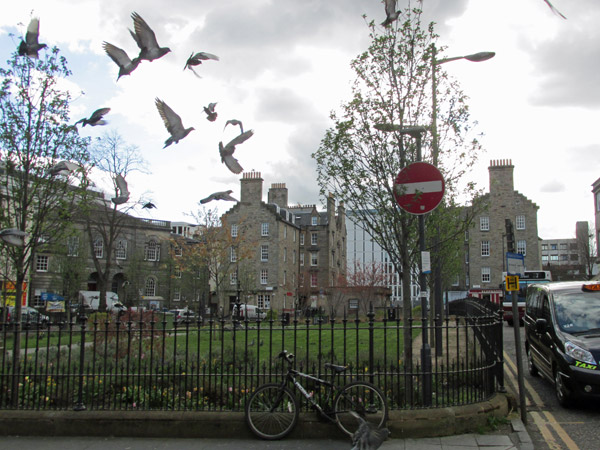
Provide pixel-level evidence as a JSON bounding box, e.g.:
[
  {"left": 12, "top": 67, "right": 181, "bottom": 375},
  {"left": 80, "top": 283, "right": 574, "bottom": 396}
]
[{"left": 0, "top": 417, "right": 533, "bottom": 450}]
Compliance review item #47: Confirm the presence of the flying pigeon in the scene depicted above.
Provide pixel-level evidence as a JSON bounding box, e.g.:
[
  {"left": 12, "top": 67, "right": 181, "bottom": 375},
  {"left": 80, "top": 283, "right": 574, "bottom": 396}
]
[
  {"left": 18, "top": 18, "right": 47, "bottom": 58},
  {"left": 184, "top": 51, "right": 219, "bottom": 77},
  {"left": 75, "top": 108, "right": 111, "bottom": 127},
  {"left": 47, "top": 160, "right": 82, "bottom": 177},
  {"left": 203, "top": 103, "right": 218, "bottom": 122},
  {"left": 219, "top": 130, "right": 254, "bottom": 174},
  {"left": 349, "top": 411, "right": 390, "bottom": 450},
  {"left": 381, "top": 0, "right": 401, "bottom": 27},
  {"left": 102, "top": 42, "right": 141, "bottom": 80},
  {"left": 111, "top": 174, "right": 130, "bottom": 205},
  {"left": 129, "top": 12, "right": 171, "bottom": 62},
  {"left": 155, "top": 98, "right": 195, "bottom": 148},
  {"left": 200, "top": 190, "right": 238, "bottom": 204},
  {"left": 224, "top": 119, "right": 244, "bottom": 134},
  {"left": 542, "top": 0, "right": 566, "bottom": 19},
  {"left": 142, "top": 202, "right": 156, "bottom": 209},
  {"left": 0, "top": 228, "right": 28, "bottom": 247}
]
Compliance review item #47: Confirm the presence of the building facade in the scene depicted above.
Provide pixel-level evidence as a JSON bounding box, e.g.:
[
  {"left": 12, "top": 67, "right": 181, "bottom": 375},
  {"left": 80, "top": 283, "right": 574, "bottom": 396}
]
[
  {"left": 220, "top": 171, "right": 347, "bottom": 315},
  {"left": 467, "top": 160, "right": 541, "bottom": 290}
]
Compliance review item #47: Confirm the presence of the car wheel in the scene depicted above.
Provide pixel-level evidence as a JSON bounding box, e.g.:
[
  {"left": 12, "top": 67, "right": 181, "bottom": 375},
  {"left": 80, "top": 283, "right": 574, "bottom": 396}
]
[
  {"left": 554, "top": 369, "right": 572, "bottom": 407},
  {"left": 526, "top": 347, "right": 539, "bottom": 377}
]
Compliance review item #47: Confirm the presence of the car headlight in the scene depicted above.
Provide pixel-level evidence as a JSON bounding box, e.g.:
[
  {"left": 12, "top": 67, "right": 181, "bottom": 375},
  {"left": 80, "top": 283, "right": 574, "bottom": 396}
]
[{"left": 565, "top": 341, "right": 597, "bottom": 365}]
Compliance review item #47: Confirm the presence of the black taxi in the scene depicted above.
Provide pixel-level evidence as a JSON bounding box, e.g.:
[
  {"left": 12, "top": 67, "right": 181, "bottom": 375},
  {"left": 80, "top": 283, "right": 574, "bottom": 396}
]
[{"left": 524, "top": 281, "right": 600, "bottom": 406}]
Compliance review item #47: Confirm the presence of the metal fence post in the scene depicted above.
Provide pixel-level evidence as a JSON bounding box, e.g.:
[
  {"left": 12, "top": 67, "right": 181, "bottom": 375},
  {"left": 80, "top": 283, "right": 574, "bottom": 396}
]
[{"left": 73, "top": 308, "right": 87, "bottom": 411}]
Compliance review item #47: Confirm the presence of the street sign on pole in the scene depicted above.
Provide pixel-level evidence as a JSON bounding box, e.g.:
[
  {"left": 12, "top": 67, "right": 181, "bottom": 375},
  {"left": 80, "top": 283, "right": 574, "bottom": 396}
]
[
  {"left": 506, "top": 252, "right": 525, "bottom": 276},
  {"left": 394, "top": 162, "right": 445, "bottom": 215}
]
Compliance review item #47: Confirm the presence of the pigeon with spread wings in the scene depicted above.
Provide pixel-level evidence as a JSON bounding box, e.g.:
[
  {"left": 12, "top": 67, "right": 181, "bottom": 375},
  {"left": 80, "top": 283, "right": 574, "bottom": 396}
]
[
  {"left": 184, "top": 51, "right": 219, "bottom": 77},
  {"left": 155, "top": 98, "right": 195, "bottom": 148},
  {"left": 542, "top": 0, "right": 566, "bottom": 19},
  {"left": 130, "top": 12, "right": 171, "bottom": 62},
  {"left": 203, "top": 103, "right": 218, "bottom": 122},
  {"left": 47, "top": 160, "right": 82, "bottom": 177},
  {"left": 219, "top": 130, "right": 254, "bottom": 174},
  {"left": 75, "top": 108, "right": 111, "bottom": 127},
  {"left": 224, "top": 119, "right": 244, "bottom": 134},
  {"left": 349, "top": 411, "right": 390, "bottom": 450},
  {"left": 381, "top": 0, "right": 401, "bottom": 27},
  {"left": 103, "top": 42, "right": 141, "bottom": 80},
  {"left": 200, "top": 190, "right": 238, "bottom": 204},
  {"left": 18, "top": 17, "right": 47, "bottom": 58},
  {"left": 111, "top": 174, "right": 130, "bottom": 205}
]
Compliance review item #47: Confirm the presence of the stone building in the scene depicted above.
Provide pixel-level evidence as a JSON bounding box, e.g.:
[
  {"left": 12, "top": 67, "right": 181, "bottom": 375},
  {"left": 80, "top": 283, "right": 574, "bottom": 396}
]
[
  {"left": 466, "top": 160, "right": 541, "bottom": 290},
  {"left": 220, "top": 171, "right": 347, "bottom": 315},
  {"left": 540, "top": 221, "right": 590, "bottom": 280},
  {"left": 592, "top": 177, "right": 600, "bottom": 257}
]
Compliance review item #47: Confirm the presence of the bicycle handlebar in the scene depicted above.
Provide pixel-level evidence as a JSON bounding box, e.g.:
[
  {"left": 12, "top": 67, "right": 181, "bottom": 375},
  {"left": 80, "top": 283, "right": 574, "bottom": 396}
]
[{"left": 278, "top": 350, "right": 294, "bottom": 365}]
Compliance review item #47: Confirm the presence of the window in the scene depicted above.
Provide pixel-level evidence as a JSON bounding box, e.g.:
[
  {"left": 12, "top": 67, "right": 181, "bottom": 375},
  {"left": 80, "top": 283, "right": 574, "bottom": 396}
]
[
  {"left": 33, "top": 289, "right": 44, "bottom": 308},
  {"left": 481, "top": 240, "right": 490, "bottom": 257},
  {"left": 300, "top": 233, "right": 304, "bottom": 246},
  {"left": 300, "top": 252, "right": 304, "bottom": 266},
  {"left": 293, "top": 230, "right": 296, "bottom": 242},
  {"left": 293, "top": 250, "right": 296, "bottom": 264},
  {"left": 284, "top": 226, "right": 287, "bottom": 239},
  {"left": 94, "top": 237, "right": 103, "bottom": 258},
  {"left": 116, "top": 239, "right": 127, "bottom": 260},
  {"left": 174, "top": 267, "right": 182, "bottom": 278},
  {"left": 67, "top": 236, "right": 79, "bottom": 257},
  {"left": 145, "top": 240, "right": 160, "bottom": 261},
  {"left": 541, "top": 244, "right": 548, "bottom": 251},
  {"left": 561, "top": 254, "right": 568, "bottom": 261},
  {"left": 311, "top": 233, "right": 318, "bottom": 246},
  {"left": 230, "top": 246, "right": 237, "bottom": 263},
  {"left": 542, "top": 255, "right": 549, "bottom": 262},
  {"left": 480, "top": 216, "right": 489, "bottom": 231},
  {"left": 550, "top": 244, "right": 558, "bottom": 250},
  {"left": 36, "top": 255, "right": 49, "bottom": 272},
  {"left": 516, "top": 215, "right": 525, "bottom": 230},
  {"left": 261, "top": 245, "right": 268, "bottom": 262},
  {"left": 231, "top": 224, "right": 238, "bottom": 237},
  {"left": 283, "top": 270, "right": 287, "bottom": 284},
  {"left": 481, "top": 267, "right": 490, "bottom": 283},
  {"left": 550, "top": 254, "right": 559, "bottom": 261},
  {"left": 311, "top": 273, "right": 318, "bottom": 287},
  {"left": 517, "top": 240, "right": 526, "bottom": 256},
  {"left": 311, "top": 216, "right": 318, "bottom": 226},
  {"left": 174, "top": 245, "right": 182, "bottom": 257},
  {"left": 260, "top": 269, "right": 268, "bottom": 284},
  {"left": 173, "top": 288, "right": 180, "bottom": 301},
  {"left": 230, "top": 271, "right": 237, "bottom": 285},
  {"left": 349, "top": 298, "right": 359, "bottom": 310},
  {"left": 258, "top": 294, "right": 271, "bottom": 309},
  {"left": 283, "top": 247, "right": 287, "bottom": 262},
  {"left": 559, "top": 243, "right": 568, "bottom": 250},
  {"left": 261, "top": 223, "right": 269, "bottom": 236},
  {"left": 311, "top": 252, "right": 318, "bottom": 266},
  {"left": 144, "top": 277, "right": 156, "bottom": 296}
]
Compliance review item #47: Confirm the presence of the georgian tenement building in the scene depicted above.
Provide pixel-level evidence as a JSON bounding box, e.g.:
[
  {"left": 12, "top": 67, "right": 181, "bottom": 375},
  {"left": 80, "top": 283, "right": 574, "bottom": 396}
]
[
  {"left": 592, "top": 177, "right": 600, "bottom": 257},
  {"left": 220, "top": 171, "right": 347, "bottom": 315},
  {"left": 466, "top": 160, "right": 541, "bottom": 291}
]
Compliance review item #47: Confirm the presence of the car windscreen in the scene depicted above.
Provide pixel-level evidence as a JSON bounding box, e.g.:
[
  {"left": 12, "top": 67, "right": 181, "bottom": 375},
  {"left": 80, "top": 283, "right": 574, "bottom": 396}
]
[{"left": 553, "top": 289, "right": 600, "bottom": 334}]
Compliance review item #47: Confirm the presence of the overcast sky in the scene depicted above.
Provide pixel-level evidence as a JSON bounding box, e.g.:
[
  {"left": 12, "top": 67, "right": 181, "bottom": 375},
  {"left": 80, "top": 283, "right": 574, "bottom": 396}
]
[{"left": 1, "top": 0, "right": 598, "bottom": 240}]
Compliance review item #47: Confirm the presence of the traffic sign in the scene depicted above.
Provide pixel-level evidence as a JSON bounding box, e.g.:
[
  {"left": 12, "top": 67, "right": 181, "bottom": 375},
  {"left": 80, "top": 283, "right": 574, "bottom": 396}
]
[
  {"left": 505, "top": 275, "right": 520, "bottom": 291},
  {"left": 506, "top": 252, "right": 525, "bottom": 276},
  {"left": 394, "top": 162, "right": 445, "bottom": 214}
]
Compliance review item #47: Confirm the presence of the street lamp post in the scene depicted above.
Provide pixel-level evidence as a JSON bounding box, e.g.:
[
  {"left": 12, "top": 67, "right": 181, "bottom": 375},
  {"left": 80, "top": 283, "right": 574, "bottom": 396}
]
[{"left": 430, "top": 46, "right": 495, "bottom": 354}]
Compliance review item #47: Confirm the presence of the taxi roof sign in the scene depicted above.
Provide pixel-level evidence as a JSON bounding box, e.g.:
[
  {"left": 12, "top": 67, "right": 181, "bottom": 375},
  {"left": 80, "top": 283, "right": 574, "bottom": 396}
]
[{"left": 582, "top": 283, "right": 600, "bottom": 292}]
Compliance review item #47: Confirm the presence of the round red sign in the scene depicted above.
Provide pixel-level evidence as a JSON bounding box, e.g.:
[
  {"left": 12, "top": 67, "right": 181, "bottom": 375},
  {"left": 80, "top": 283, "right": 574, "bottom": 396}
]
[{"left": 394, "top": 162, "right": 445, "bottom": 215}]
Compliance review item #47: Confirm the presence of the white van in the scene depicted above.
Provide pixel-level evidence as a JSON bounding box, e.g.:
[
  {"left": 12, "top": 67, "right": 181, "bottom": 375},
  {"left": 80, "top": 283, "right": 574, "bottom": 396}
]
[
  {"left": 79, "top": 291, "right": 126, "bottom": 312},
  {"left": 232, "top": 303, "right": 267, "bottom": 321}
]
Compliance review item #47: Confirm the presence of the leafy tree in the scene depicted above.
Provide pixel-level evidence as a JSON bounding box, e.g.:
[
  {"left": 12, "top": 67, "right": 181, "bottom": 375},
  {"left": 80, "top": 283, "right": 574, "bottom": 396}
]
[
  {"left": 79, "top": 130, "right": 148, "bottom": 312},
  {"left": 0, "top": 44, "right": 89, "bottom": 404},
  {"left": 312, "top": 3, "right": 482, "bottom": 367}
]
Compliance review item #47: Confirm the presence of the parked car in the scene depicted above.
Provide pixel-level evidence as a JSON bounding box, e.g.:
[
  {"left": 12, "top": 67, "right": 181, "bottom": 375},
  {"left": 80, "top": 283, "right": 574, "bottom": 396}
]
[
  {"left": 169, "top": 308, "right": 198, "bottom": 325},
  {"left": 1, "top": 306, "right": 50, "bottom": 329},
  {"left": 231, "top": 303, "right": 267, "bottom": 321},
  {"left": 524, "top": 281, "right": 600, "bottom": 406}
]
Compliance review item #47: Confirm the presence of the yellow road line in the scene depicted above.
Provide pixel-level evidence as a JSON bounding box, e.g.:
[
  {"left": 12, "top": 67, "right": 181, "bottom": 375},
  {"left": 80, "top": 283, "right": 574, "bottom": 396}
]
[
  {"left": 542, "top": 410, "right": 580, "bottom": 450},
  {"left": 531, "top": 411, "right": 563, "bottom": 450}
]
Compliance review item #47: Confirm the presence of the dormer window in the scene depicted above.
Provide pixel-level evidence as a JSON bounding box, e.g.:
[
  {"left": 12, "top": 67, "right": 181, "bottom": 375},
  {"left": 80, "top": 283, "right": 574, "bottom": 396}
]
[{"left": 311, "top": 216, "right": 318, "bottom": 226}]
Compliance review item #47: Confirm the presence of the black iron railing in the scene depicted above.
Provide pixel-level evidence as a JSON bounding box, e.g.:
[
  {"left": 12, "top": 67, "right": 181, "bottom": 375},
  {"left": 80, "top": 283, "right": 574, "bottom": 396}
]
[{"left": 0, "top": 302, "right": 502, "bottom": 411}]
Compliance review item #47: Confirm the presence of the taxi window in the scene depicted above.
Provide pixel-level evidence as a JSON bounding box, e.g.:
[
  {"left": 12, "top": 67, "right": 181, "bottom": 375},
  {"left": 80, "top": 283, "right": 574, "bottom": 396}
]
[{"left": 553, "top": 289, "right": 600, "bottom": 334}]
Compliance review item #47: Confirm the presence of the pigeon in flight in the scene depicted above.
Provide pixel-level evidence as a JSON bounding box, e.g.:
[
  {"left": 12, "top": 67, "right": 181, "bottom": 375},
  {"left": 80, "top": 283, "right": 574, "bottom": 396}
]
[
  {"left": 47, "top": 160, "right": 82, "bottom": 177},
  {"left": 0, "top": 228, "right": 28, "bottom": 247},
  {"left": 542, "top": 0, "right": 566, "bottom": 19},
  {"left": 111, "top": 174, "right": 130, "bottom": 205},
  {"left": 200, "top": 190, "right": 238, "bottom": 204},
  {"left": 349, "top": 411, "right": 390, "bottom": 450},
  {"left": 75, "top": 108, "right": 111, "bottom": 127},
  {"left": 155, "top": 98, "right": 195, "bottom": 148},
  {"left": 224, "top": 119, "right": 244, "bottom": 134},
  {"left": 129, "top": 12, "right": 171, "bottom": 62},
  {"left": 219, "top": 130, "right": 254, "bottom": 174},
  {"left": 203, "top": 103, "right": 218, "bottom": 122},
  {"left": 381, "top": 0, "right": 401, "bottom": 27},
  {"left": 18, "top": 17, "right": 47, "bottom": 58},
  {"left": 142, "top": 202, "right": 156, "bottom": 209},
  {"left": 184, "top": 51, "right": 219, "bottom": 77},
  {"left": 103, "top": 42, "right": 141, "bottom": 80}
]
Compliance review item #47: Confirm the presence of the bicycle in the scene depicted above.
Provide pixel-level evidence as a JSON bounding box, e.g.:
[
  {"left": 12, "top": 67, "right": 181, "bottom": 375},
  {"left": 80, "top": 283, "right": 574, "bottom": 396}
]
[{"left": 245, "top": 350, "right": 388, "bottom": 440}]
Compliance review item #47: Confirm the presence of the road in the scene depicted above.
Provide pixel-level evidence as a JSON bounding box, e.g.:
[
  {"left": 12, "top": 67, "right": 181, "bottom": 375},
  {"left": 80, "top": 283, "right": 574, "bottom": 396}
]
[{"left": 502, "top": 323, "right": 600, "bottom": 450}]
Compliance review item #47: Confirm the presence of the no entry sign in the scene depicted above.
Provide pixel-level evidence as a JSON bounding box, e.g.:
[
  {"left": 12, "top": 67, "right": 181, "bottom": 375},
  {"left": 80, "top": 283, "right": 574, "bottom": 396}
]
[{"left": 394, "top": 162, "right": 445, "bottom": 215}]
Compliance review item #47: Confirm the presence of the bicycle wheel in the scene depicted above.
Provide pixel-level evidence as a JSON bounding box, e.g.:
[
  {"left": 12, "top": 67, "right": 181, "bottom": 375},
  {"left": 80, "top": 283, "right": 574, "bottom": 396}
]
[
  {"left": 334, "top": 381, "right": 388, "bottom": 436},
  {"left": 245, "top": 383, "right": 299, "bottom": 440}
]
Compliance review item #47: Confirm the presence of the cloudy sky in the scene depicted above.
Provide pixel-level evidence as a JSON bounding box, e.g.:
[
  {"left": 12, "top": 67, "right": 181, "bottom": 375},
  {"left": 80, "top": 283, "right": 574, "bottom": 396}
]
[{"left": 1, "top": 0, "right": 598, "bottom": 240}]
